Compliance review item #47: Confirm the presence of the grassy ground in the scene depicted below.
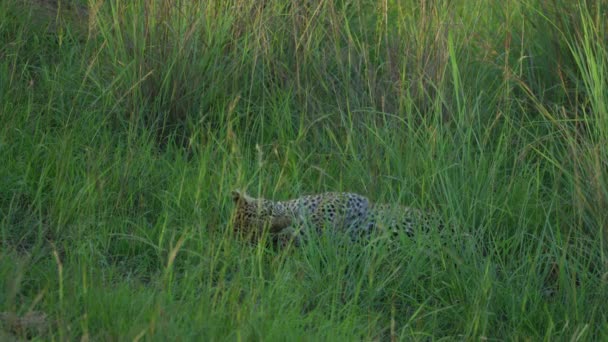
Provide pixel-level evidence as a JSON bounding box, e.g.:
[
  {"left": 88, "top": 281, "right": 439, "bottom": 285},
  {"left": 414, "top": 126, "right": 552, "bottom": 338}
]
[{"left": 1, "top": 0, "right": 607, "bottom": 340}]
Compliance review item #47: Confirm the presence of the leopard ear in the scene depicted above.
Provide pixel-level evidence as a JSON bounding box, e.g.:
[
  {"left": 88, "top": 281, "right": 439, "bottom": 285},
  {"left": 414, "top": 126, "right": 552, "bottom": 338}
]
[
  {"left": 232, "top": 189, "right": 251, "bottom": 203},
  {"left": 231, "top": 190, "right": 243, "bottom": 203}
]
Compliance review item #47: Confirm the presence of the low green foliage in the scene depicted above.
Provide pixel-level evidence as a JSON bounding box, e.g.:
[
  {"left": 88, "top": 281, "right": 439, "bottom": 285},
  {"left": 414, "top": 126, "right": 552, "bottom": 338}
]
[{"left": 1, "top": 0, "right": 607, "bottom": 340}]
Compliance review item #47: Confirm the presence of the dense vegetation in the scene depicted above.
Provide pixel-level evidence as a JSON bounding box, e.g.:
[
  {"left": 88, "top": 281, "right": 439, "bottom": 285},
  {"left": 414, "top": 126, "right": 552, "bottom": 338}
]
[{"left": 1, "top": 0, "right": 607, "bottom": 339}]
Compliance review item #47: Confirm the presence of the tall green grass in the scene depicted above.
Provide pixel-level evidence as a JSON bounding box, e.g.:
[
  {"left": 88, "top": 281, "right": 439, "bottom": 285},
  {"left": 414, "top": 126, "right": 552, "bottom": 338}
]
[{"left": 1, "top": 0, "right": 607, "bottom": 339}]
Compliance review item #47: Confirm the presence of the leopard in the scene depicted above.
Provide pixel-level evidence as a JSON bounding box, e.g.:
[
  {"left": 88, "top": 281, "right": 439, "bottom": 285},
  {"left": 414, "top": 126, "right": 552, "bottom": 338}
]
[{"left": 230, "top": 190, "right": 444, "bottom": 245}]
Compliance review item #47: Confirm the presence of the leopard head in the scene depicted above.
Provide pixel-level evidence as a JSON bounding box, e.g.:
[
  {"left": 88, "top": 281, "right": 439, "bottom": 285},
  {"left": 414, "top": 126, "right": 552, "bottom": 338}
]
[{"left": 231, "top": 190, "right": 292, "bottom": 240}]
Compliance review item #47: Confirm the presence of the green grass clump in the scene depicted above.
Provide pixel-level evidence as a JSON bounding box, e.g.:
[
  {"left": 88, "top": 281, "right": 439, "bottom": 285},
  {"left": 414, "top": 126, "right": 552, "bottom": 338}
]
[{"left": 1, "top": 0, "right": 607, "bottom": 340}]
